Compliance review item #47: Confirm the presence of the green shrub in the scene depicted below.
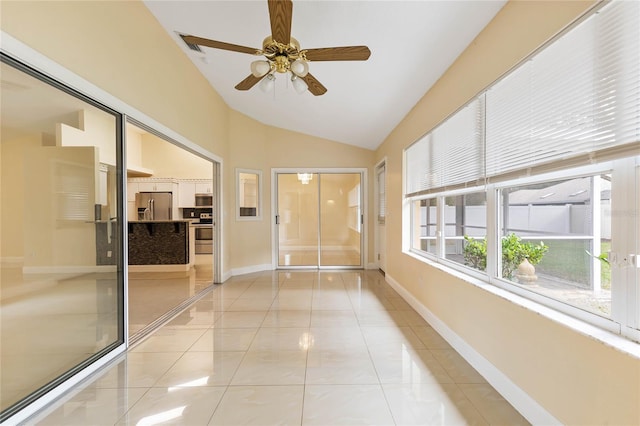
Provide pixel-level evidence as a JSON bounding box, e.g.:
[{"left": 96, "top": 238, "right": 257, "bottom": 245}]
[{"left": 463, "top": 233, "right": 548, "bottom": 280}]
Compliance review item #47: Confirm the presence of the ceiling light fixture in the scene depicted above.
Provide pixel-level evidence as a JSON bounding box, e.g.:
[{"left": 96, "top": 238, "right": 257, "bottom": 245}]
[
  {"left": 297, "top": 173, "right": 313, "bottom": 184},
  {"left": 249, "top": 36, "right": 312, "bottom": 95},
  {"left": 259, "top": 73, "right": 276, "bottom": 93}
]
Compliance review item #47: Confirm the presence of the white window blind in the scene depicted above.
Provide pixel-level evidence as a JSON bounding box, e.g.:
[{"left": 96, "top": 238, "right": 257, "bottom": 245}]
[
  {"left": 433, "top": 98, "right": 484, "bottom": 189},
  {"left": 405, "top": 98, "right": 484, "bottom": 196},
  {"left": 485, "top": 0, "right": 640, "bottom": 179},
  {"left": 405, "top": 135, "right": 430, "bottom": 195}
]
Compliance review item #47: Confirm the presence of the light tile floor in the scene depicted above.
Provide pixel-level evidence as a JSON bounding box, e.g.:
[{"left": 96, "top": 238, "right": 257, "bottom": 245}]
[{"left": 29, "top": 270, "right": 529, "bottom": 425}]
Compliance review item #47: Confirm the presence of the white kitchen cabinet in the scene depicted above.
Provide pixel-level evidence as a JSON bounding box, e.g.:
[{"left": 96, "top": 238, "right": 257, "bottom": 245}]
[
  {"left": 137, "top": 181, "right": 173, "bottom": 192},
  {"left": 178, "top": 179, "right": 213, "bottom": 207},
  {"left": 178, "top": 181, "right": 197, "bottom": 207},
  {"left": 195, "top": 182, "right": 213, "bottom": 194}
]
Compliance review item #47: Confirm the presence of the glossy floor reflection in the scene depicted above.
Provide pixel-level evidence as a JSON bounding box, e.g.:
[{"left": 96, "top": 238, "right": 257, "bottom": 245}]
[
  {"left": 0, "top": 269, "right": 119, "bottom": 412},
  {"left": 128, "top": 265, "right": 214, "bottom": 336},
  {"left": 30, "top": 270, "right": 529, "bottom": 425},
  {"left": 278, "top": 249, "right": 361, "bottom": 267}
]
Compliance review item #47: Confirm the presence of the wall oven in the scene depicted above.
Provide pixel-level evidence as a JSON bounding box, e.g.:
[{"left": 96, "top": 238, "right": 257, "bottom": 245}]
[{"left": 194, "top": 213, "right": 213, "bottom": 255}]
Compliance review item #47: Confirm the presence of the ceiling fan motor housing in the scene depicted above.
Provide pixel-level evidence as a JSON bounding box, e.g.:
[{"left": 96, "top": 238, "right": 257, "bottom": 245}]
[{"left": 261, "top": 36, "right": 306, "bottom": 73}]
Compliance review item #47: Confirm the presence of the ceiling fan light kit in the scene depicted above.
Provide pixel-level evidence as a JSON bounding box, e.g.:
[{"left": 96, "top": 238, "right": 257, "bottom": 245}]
[
  {"left": 250, "top": 60, "right": 272, "bottom": 78},
  {"left": 291, "top": 74, "right": 308, "bottom": 94},
  {"left": 179, "top": 0, "right": 370, "bottom": 96},
  {"left": 259, "top": 74, "right": 276, "bottom": 93}
]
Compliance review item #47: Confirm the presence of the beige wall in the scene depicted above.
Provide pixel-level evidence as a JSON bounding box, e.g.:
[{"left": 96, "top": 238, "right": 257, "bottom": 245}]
[
  {"left": 1, "top": 133, "right": 40, "bottom": 259},
  {"left": 139, "top": 133, "right": 213, "bottom": 180},
  {"left": 376, "top": 1, "right": 640, "bottom": 424},
  {"left": 1, "top": 0, "right": 234, "bottom": 273},
  {"left": 5, "top": 0, "right": 637, "bottom": 422},
  {"left": 57, "top": 109, "right": 116, "bottom": 166},
  {"left": 228, "top": 110, "right": 374, "bottom": 270}
]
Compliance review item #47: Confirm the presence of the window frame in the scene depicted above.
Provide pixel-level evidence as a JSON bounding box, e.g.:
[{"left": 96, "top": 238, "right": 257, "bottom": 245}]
[
  {"left": 407, "top": 160, "right": 639, "bottom": 338},
  {"left": 235, "top": 168, "right": 262, "bottom": 221}
]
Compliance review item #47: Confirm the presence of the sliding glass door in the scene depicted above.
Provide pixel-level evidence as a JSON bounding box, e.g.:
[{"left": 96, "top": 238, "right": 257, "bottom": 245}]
[
  {"left": 1, "top": 56, "right": 124, "bottom": 421},
  {"left": 276, "top": 171, "right": 363, "bottom": 268}
]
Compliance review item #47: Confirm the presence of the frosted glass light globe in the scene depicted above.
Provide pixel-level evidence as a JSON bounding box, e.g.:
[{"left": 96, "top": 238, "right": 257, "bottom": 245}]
[
  {"left": 251, "top": 60, "right": 271, "bottom": 77},
  {"left": 290, "top": 59, "right": 309, "bottom": 77}
]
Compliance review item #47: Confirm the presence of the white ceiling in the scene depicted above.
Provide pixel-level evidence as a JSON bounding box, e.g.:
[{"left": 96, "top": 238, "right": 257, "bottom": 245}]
[{"left": 144, "top": 0, "right": 506, "bottom": 151}]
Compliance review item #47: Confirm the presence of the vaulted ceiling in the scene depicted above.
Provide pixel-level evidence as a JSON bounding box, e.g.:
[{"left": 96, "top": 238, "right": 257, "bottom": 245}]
[{"left": 144, "top": 1, "right": 506, "bottom": 150}]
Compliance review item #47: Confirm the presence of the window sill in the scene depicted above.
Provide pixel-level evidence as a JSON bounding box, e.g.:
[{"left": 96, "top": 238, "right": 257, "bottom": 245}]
[{"left": 403, "top": 249, "right": 640, "bottom": 360}]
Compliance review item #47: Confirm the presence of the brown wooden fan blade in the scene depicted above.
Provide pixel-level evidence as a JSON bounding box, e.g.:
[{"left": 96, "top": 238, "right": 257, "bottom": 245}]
[
  {"left": 268, "top": 0, "right": 293, "bottom": 45},
  {"left": 181, "top": 35, "right": 259, "bottom": 55},
  {"left": 235, "top": 74, "right": 263, "bottom": 91},
  {"left": 302, "top": 73, "right": 327, "bottom": 96},
  {"left": 304, "top": 46, "right": 371, "bottom": 62}
]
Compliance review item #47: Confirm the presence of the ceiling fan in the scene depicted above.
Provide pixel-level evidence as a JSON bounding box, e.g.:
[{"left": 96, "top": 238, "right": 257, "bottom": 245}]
[{"left": 179, "top": 0, "right": 371, "bottom": 96}]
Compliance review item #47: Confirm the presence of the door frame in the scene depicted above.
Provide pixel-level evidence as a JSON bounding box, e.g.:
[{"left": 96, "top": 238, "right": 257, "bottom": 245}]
[
  {"left": 271, "top": 168, "right": 368, "bottom": 270},
  {"left": 374, "top": 158, "right": 387, "bottom": 273}
]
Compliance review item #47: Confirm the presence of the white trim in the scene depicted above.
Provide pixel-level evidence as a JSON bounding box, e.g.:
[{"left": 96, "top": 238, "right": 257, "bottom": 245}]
[
  {"left": 271, "top": 167, "right": 368, "bottom": 269},
  {"left": 385, "top": 273, "right": 562, "bottom": 426},
  {"left": 235, "top": 168, "right": 263, "bottom": 222},
  {"left": 403, "top": 249, "right": 640, "bottom": 358},
  {"left": 366, "top": 262, "right": 378, "bottom": 270},
  {"left": 128, "top": 264, "right": 191, "bottom": 273},
  {"left": 374, "top": 157, "right": 387, "bottom": 273},
  {"left": 231, "top": 263, "right": 273, "bottom": 276},
  {"left": 221, "top": 269, "right": 233, "bottom": 283},
  {"left": 1, "top": 33, "right": 222, "bottom": 166},
  {"left": 1, "top": 31, "right": 228, "bottom": 416},
  {"left": 1, "top": 32, "right": 226, "bottom": 283},
  {"left": 3, "top": 345, "right": 126, "bottom": 426}
]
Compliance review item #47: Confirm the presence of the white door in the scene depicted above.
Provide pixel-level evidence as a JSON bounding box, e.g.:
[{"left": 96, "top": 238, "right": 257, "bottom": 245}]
[{"left": 376, "top": 162, "right": 387, "bottom": 272}]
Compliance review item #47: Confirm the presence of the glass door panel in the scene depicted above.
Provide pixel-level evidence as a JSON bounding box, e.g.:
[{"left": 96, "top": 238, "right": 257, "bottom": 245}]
[
  {"left": 276, "top": 172, "right": 363, "bottom": 268},
  {"left": 277, "top": 173, "right": 319, "bottom": 267},
  {"left": 0, "top": 59, "right": 122, "bottom": 419},
  {"left": 319, "top": 173, "right": 362, "bottom": 267}
]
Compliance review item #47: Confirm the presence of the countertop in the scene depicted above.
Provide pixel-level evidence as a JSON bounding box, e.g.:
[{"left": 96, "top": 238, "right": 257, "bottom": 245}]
[{"left": 128, "top": 220, "right": 191, "bottom": 223}]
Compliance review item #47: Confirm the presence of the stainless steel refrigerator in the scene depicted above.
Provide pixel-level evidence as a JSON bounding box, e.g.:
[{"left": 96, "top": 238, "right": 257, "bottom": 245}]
[{"left": 135, "top": 192, "right": 173, "bottom": 220}]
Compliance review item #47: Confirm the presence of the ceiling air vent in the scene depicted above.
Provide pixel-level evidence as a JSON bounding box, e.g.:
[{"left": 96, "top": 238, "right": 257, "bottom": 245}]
[{"left": 177, "top": 33, "right": 202, "bottom": 53}]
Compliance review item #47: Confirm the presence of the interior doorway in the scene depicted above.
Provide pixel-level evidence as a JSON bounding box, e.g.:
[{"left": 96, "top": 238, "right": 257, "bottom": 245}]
[
  {"left": 125, "top": 120, "right": 221, "bottom": 342},
  {"left": 375, "top": 160, "right": 387, "bottom": 273},
  {"left": 274, "top": 170, "right": 365, "bottom": 269}
]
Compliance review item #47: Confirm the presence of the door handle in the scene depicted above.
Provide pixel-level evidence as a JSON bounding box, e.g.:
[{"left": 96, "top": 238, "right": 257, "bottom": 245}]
[{"left": 275, "top": 215, "right": 280, "bottom": 225}]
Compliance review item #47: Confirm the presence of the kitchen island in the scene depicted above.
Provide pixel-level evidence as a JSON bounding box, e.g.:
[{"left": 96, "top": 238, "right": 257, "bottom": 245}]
[{"left": 128, "top": 220, "right": 195, "bottom": 271}]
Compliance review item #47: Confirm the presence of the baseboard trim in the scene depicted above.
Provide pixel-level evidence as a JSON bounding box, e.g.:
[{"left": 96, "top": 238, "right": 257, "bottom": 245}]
[
  {"left": 1, "top": 256, "right": 24, "bottom": 265},
  {"left": 385, "top": 273, "right": 561, "bottom": 426},
  {"left": 127, "top": 264, "right": 190, "bottom": 273},
  {"left": 22, "top": 265, "right": 117, "bottom": 275},
  {"left": 221, "top": 270, "right": 233, "bottom": 283},
  {"left": 231, "top": 263, "right": 273, "bottom": 277},
  {"left": 366, "top": 262, "right": 378, "bottom": 270}
]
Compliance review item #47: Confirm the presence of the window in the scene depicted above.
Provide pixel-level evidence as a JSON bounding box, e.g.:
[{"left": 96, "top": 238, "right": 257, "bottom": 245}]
[
  {"left": 403, "top": 0, "right": 640, "bottom": 340},
  {"left": 445, "top": 191, "right": 487, "bottom": 267},
  {"left": 236, "top": 168, "right": 262, "bottom": 220},
  {"left": 500, "top": 173, "right": 612, "bottom": 317},
  {"left": 411, "top": 198, "right": 437, "bottom": 256}
]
